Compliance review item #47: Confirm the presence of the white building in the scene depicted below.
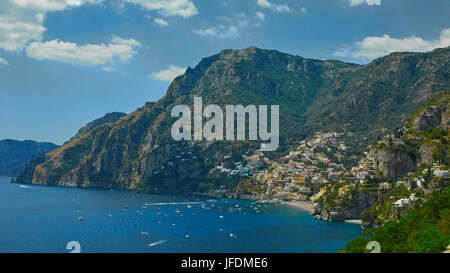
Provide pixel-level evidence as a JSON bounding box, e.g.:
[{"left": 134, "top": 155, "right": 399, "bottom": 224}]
[{"left": 393, "top": 198, "right": 410, "bottom": 208}]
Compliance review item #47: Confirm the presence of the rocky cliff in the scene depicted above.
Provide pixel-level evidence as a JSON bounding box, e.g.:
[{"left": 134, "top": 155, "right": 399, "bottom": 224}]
[
  {"left": 66, "top": 112, "right": 127, "bottom": 143},
  {"left": 368, "top": 92, "right": 449, "bottom": 179},
  {"left": 313, "top": 188, "right": 378, "bottom": 222},
  {"left": 368, "top": 146, "right": 416, "bottom": 180},
  {"left": 412, "top": 102, "right": 449, "bottom": 131},
  {"left": 15, "top": 46, "right": 450, "bottom": 194}
]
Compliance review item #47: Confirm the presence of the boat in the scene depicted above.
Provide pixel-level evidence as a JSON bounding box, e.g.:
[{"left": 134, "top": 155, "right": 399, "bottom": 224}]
[
  {"left": 78, "top": 216, "right": 84, "bottom": 221},
  {"left": 141, "top": 232, "right": 149, "bottom": 236}
]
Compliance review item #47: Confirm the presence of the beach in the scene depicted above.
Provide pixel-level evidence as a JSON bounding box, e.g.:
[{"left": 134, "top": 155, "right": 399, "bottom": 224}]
[{"left": 281, "top": 201, "right": 315, "bottom": 213}]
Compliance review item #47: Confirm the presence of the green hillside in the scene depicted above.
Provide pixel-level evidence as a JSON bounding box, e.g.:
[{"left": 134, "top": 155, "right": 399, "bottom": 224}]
[{"left": 341, "top": 187, "right": 450, "bottom": 253}]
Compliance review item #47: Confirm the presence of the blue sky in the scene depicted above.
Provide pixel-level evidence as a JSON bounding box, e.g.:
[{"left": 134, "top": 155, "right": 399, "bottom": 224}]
[{"left": 0, "top": 0, "right": 449, "bottom": 144}]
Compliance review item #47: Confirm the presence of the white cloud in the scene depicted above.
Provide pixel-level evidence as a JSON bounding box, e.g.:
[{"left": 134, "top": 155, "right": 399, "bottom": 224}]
[
  {"left": 11, "top": 0, "right": 102, "bottom": 10},
  {"left": 154, "top": 17, "right": 169, "bottom": 27},
  {"left": 195, "top": 28, "right": 220, "bottom": 37},
  {"left": 36, "top": 13, "right": 45, "bottom": 23},
  {"left": 102, "top": 66, "right": 117, "bottom": 72},
  {"left": 0, "top": 20, "right": 46, "bottom": 51},
  {"left": 2, "top": 0, "right": 143, "bottom": 67},
  {"left": 333, "top": 47, "right": 350, "bottom": 58},
  {"left": 349, "top": 0, "right": 381, "bottom": 6},
  {"left": 1, "top": 0, "right": 195, "bottom": 52},
  {"left": 218, "top": 16, "right": 233, "bottom": 24},
  {"left": 0, "top": 0, "right": 103, "bottom": 51},
  {"left": 256, "top": 0, "right": 291, "bottom": 13},
  {"left": 334, "top": 28, "right": 450, "bottom": 61},
  {"left": 195, "top": 25, "right": 240, "bottom": 39},
  {"left": 125, "top": 0, "right": 198, "bottom": 18},
  {"left": 256, "top": 12, "right": 265, "bottom": 21},
  {"left": 26, "top": 36, "right": 141, "bottom": 65},
  {"left": 194, "top": 16, "right": 248, "bottom": 39},
  {"left": 0, "top": 57, "right": 9, "bottom": 66},
  {"left": 150, "top": 65, "right": 186, "bottom": 82}
]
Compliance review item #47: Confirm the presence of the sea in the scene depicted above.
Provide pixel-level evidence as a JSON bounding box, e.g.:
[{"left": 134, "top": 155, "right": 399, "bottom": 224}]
[{"left": 0, "top": 175, "right": 361, "bottom": 253}]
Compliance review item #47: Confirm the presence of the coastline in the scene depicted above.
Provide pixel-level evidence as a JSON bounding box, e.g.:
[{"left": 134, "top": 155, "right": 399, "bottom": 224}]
[
  {"left": 344, "top": 219, "right": 363, "bottom": 225},
  {"left": 280, "top": 200, "right": 315, "bottom": 213}
]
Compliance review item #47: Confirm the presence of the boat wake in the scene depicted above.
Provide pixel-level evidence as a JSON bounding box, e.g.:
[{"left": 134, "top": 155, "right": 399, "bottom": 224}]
[
  {"left": 148, "top": 239, "right": 168, "bottom": 247},
  {"left": 146, "top": 201, "right": 207, "bottom": 206}
]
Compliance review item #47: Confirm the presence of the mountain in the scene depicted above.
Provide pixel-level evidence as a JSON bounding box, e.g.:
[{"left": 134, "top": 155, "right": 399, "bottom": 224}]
[
  {"left": 0, "top": 112, "right": 124, "bottom": 177},
  {"left": 0, "top": 139, "right": 59, "bottom": 176},
  {"left": 15, "top": 46, "right": 450, "bottom": 193},
  {"left": 66, "top": 112, "right": 127, "bottom": 143}
]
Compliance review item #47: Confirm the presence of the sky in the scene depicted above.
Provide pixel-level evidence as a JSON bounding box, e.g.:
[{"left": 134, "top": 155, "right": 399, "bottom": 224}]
[{"left": 0, "top": 0, "right": 449, "bottom": 144}]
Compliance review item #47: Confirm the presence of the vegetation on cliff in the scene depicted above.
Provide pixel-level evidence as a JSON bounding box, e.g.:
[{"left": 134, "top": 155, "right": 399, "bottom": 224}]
[
  {"left": 341, "top": 187, "right": 450, "bottom": 253},
  {"left": 66, "top": 112, "right": 127, "bottom": 143},
  {"left": 359, "top": 92, "right": 449, "bottom": 228}
]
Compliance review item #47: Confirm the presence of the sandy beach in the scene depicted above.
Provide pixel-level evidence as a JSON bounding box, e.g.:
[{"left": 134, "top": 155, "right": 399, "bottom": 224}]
[
  {"left": 281, "top": 201, "right": 314, "bottom": 213},
  {"left": 344, "top": 219, "right": 362, "bottom": 225}
]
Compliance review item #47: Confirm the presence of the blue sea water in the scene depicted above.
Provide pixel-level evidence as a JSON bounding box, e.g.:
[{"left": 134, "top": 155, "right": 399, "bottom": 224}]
[{"left": 0, "top": 176, "right": 361, "bottom": 253}]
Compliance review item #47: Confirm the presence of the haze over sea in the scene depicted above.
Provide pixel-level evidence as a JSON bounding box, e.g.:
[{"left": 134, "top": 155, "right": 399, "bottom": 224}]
[{"left": 0, "top": 176, "right": 361, "bottom": 253}]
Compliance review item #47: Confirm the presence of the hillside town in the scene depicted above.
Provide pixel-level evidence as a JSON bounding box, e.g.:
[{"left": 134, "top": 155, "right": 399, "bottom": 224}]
[{"left": 224, "top": 130, "right": 449, "bottom": 220}]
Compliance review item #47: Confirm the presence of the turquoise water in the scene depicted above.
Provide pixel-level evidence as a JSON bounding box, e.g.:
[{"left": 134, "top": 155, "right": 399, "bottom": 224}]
[{"left": 0, "top": 176, "right": 361, "bottom": 253}]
